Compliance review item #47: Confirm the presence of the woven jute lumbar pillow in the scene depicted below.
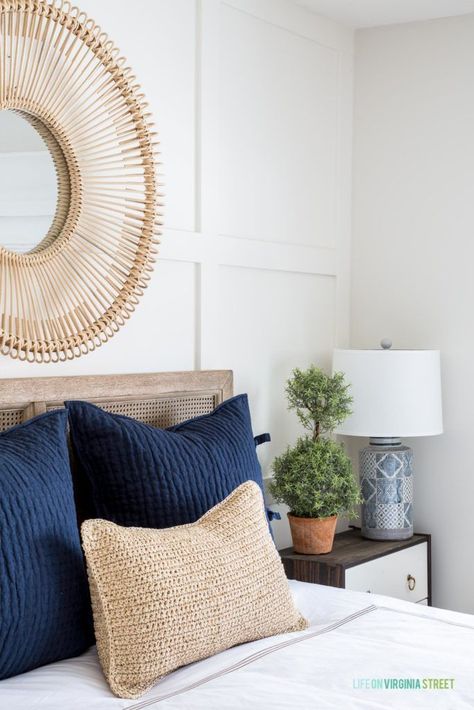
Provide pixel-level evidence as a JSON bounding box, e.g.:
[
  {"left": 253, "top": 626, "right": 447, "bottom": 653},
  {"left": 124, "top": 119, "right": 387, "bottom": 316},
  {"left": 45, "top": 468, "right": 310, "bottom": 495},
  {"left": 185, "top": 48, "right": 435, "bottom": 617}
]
[{"left": 82, "top": 481, "right": 308, "bottom": 699}]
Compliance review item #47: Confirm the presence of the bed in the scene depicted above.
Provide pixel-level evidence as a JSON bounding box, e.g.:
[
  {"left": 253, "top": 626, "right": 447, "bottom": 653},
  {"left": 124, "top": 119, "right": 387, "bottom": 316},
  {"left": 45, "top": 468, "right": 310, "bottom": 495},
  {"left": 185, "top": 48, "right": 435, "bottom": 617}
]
[{"left": 0, "top": 371, "right": 472, "bottom": 709}]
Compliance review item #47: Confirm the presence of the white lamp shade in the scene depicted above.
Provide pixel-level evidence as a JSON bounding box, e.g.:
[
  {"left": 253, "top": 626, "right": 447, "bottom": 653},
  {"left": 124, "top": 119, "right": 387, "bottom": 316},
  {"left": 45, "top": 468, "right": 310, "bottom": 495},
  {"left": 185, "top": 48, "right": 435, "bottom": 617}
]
[{"left": 332, "top": 348, "right": 443, "bottom": 437}]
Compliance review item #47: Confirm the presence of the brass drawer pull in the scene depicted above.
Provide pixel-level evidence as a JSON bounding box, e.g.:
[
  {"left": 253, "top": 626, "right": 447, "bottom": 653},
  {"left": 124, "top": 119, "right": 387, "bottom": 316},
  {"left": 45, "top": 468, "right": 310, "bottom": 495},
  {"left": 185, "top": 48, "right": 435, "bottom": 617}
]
[{"left": 407, "top": 574, "right": 416, "bottom": 591}]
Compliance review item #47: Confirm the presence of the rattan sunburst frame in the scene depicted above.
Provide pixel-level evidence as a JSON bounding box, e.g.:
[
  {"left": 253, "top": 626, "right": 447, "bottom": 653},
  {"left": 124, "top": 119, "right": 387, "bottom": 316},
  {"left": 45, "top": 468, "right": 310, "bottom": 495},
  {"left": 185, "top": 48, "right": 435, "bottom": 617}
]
[{"left": 0, "top": 0, "right": 161, "bottom": 362}]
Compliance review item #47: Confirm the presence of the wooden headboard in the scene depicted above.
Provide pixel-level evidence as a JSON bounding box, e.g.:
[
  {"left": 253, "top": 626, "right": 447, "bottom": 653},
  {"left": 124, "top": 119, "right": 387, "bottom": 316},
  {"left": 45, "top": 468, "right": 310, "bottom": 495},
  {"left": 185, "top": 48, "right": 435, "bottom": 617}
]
[{"left": 0, "top": 371, "right": 233, "bottom": 432}]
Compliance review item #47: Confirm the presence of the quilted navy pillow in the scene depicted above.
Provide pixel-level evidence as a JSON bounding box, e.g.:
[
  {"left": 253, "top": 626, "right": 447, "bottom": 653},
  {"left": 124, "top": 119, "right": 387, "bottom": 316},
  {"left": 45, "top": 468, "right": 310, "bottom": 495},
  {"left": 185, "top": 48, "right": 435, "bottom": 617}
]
[
  {"left": 67, "top": 394, "right": 269, "bottom": 529},
  {"left": 0, "top": 410, "right": 93, "bottom": 680}
]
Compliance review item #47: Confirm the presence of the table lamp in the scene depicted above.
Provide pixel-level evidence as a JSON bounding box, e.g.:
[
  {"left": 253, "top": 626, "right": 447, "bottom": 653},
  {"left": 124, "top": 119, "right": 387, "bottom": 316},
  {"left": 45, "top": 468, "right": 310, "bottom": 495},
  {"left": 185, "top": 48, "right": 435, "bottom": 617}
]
[{"left": 332, "top": 341, "right": 443, "bottom": 540}]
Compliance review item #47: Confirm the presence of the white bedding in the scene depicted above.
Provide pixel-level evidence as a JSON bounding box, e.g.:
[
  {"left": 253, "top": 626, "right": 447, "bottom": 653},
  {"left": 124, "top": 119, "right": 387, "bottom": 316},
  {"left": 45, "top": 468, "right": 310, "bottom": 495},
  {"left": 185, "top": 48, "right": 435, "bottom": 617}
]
[{"left": 1, "top": 580, "right": 473, "bottom": 709}]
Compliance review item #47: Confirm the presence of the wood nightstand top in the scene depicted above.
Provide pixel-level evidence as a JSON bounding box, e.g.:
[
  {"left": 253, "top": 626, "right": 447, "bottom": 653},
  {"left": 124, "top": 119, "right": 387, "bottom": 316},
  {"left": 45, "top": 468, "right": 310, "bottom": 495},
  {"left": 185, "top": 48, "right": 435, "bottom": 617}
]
[{"left": 279, "top": 528, "right": 430, "bottom": 569}]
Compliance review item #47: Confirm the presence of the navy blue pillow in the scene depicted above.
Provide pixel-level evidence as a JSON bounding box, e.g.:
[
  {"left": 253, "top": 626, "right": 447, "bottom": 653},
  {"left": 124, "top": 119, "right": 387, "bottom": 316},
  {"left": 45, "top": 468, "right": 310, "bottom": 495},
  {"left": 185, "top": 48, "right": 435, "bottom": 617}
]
[
  {"left": 66, "top": 394, "right": 268, "bottom": 529},
  {"left": 0, "top": 410, "right": 93, "bottom": 680}
]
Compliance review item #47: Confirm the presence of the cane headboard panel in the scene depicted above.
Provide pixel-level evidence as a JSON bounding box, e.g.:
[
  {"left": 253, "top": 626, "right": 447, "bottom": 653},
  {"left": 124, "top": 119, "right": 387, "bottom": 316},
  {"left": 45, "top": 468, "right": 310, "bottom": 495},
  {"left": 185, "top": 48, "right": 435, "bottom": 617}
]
[{"left": 0, "top": 371, "right": 233, "bottom": 432}]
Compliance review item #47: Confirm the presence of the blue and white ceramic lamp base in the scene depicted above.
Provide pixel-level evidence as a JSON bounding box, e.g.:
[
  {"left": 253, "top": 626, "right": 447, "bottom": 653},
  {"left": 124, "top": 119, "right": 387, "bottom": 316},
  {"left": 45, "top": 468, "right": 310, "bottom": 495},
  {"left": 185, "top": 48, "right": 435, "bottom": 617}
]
[{"left": 360, "top": 439, "right": 413, "bottom": 541}]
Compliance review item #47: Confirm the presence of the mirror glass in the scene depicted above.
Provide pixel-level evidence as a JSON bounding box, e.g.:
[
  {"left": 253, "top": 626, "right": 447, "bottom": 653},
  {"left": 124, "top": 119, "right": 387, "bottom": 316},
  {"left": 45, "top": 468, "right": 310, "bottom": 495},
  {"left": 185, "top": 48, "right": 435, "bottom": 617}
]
[{"left": 0, "top": 110, "right": 59, "bottom": 254}]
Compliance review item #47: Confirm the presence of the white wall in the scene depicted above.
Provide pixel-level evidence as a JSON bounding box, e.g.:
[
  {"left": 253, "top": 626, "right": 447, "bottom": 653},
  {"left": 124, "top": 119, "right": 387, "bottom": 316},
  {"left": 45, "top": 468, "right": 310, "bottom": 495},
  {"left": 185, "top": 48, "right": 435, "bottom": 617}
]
[
  {"left": 0, "top": 0, "right": 354, "bottom": 549},
  {"left": 352, "top": 14, "right": 474, "bottom": 612}
]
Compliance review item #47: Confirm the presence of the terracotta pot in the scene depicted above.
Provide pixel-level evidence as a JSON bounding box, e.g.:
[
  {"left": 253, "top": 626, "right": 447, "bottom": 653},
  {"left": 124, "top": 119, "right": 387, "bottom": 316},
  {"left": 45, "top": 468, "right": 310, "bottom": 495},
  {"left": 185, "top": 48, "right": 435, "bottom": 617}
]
[{"left": 287, "top": 513, "right": 337, "bottom": 554}]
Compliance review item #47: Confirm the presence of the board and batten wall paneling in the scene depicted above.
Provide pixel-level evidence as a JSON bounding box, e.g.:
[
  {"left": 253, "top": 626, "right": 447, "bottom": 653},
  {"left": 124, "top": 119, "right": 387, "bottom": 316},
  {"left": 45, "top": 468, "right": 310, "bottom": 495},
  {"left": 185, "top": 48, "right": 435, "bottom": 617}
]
[
  {"left": 352, "top": 15, "right": 474, "bottom": 611},
  {"left": 209, "top": 265, "right": 337, "bottom": 549},
  {"left": 218, "top": 2, "right": 339, "bottom": 248},
  {"left": 0, "top": 0, "right": 354, "bottom": 546}
]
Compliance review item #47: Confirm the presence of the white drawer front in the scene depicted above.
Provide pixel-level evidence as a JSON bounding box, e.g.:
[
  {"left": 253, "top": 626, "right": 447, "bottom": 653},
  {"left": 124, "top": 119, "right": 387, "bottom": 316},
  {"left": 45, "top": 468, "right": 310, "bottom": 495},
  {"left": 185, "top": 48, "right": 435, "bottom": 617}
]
[{"left": 345, "top": 542, "right": 428, "bottom": 603}]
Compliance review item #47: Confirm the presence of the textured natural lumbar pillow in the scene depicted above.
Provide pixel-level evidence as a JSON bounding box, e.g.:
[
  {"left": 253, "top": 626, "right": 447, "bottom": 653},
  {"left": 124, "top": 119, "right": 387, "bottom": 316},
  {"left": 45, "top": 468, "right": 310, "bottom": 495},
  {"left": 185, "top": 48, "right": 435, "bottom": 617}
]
[{"left": 82, "top": 481, "right": 308, "bottom": 699}]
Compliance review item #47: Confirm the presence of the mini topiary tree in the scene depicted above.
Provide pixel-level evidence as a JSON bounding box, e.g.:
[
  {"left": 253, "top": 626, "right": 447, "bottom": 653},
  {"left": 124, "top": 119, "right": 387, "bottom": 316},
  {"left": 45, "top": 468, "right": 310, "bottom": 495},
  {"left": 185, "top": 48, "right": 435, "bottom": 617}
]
[{"left": 270, "top": 366, "right": 360, "bottom": 520}]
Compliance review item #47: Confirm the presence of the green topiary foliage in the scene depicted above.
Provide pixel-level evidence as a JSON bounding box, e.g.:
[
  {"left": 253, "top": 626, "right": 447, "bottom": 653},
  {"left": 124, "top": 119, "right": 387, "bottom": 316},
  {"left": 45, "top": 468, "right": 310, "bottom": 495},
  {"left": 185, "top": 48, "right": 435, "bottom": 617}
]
[
  {"left": 270, "top": 365, "right": 361, "bottom": 519},
  {"left": 270, "top": 436, "right": 360, "bottom": 518},
  {"left": 286, "top": 366, "right": 353, "bottom": 439}
]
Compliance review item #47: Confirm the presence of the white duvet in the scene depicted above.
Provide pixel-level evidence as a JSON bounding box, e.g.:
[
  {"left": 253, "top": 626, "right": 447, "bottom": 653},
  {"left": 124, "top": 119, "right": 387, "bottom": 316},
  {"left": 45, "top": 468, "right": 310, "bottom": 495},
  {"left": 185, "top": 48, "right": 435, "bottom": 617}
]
[{"left": 1, "top": 580, "right": 473, "bottom": 710}]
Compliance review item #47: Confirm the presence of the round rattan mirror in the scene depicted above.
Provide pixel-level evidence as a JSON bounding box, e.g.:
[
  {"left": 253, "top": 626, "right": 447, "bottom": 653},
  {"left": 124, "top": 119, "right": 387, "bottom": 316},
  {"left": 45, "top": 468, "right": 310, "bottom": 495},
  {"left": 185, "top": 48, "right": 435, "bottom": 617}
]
[{"left": 0, "top": 0, "right": 160, "bottom": 362}]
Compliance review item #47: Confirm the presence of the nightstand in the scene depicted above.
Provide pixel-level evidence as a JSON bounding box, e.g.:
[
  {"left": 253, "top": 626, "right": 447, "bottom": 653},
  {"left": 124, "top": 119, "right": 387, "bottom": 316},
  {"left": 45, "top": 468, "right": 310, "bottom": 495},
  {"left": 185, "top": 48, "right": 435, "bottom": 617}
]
[{"left": 279, "top": 528, "right": 431, "bottom": 605}]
